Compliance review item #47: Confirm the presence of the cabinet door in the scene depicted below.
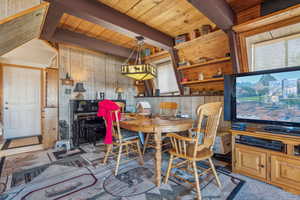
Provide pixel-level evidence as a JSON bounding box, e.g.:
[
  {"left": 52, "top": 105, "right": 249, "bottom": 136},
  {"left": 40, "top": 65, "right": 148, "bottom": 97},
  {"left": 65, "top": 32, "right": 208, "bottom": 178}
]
[
  {"left": 43, "top": 108, "right": 58, "bottom": 149},
  {"left": 271, "top": 155, "right": 300, "bottom": 191},
  {"left": 235, "top": 146, "right": 267, "bottom": 179},
  {"left": 45, "top": 68, "right": 58, "bottom": 108}
]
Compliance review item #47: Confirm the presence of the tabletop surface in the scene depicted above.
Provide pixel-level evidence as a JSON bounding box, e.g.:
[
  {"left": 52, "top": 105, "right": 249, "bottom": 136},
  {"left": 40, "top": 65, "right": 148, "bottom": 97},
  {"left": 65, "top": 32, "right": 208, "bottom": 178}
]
[{"left": 119, "top": 114, "right": 193, "bottom": 133}]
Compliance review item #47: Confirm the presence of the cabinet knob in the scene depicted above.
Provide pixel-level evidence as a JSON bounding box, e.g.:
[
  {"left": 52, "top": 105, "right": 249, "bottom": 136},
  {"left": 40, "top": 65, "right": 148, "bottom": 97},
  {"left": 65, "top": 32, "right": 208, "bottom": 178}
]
[{"left": 260, "top": 164, "right": 265, "bottom": 168}]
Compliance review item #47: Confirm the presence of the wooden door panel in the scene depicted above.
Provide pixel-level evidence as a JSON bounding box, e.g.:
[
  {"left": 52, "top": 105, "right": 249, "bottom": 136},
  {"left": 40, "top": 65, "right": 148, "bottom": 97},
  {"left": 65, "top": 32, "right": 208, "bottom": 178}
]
[
  {"left": 236, "top": 146, "right": 267, "bottom": 179},
  {"left": 271, "top": 155, "right": 300, "bottom": 190}
]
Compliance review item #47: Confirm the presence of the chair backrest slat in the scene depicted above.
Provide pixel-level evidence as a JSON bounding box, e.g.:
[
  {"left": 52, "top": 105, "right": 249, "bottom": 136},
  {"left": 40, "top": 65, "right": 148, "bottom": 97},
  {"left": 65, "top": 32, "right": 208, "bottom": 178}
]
[
  {"left": 105, "top": 109, "right": 123, "bottom": 143},
  {"left": 194, "top": 102, "right": 223, "bottom": 155}
]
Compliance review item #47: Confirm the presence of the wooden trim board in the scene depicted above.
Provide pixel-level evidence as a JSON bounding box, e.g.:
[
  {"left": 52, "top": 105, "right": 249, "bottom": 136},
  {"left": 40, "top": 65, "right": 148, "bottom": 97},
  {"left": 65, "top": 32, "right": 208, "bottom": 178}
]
[
  {"left": 233, "top": 4, "right": 300, "bottom": 33},
  {"left": 233, "top": 4, "right": 300, "bottom": 72}
]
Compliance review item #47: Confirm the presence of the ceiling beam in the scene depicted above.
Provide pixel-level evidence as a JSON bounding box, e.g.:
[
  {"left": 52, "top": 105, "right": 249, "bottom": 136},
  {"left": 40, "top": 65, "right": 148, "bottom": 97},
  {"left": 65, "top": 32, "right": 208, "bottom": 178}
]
[
  {"left": 187, "top": 0, "right": 235, "bottom": 30},
  {"left": 44, "top": 0, "right": 174, "bottom": 50},
  {"left": 40, "top": 2, "right": 63, "bottom": 40},
  {"left": 50, "top": 28, "right": 133, "bottom": 59},
  {"left": 227, "top": 30, "right": 241, "bottom": 73},
  {"left": 169, "top": 48, "right": 184, "bottom": 95}
]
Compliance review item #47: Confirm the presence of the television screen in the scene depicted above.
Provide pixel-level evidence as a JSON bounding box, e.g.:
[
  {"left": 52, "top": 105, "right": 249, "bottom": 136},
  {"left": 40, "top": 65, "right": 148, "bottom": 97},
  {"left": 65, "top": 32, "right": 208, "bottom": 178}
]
[{"left": 235, "top": 69, "right": 300, "bottom": 124}]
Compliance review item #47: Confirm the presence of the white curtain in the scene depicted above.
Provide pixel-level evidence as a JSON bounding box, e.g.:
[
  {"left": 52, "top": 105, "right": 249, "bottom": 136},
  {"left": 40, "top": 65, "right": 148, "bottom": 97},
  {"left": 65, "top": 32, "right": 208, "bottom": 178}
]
[
  {"left": 157, "top": 61, "right": 179, "bottom": 94},
  {"left": 252, "top": 35, "right": 300, "bottom": 71}
]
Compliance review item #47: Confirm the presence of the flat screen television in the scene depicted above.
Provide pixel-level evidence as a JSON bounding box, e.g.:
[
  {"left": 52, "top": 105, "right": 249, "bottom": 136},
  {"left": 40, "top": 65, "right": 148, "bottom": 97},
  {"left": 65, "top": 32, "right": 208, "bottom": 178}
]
[{"left": 231, "top": 66, "right": 300, "bottom": 127}]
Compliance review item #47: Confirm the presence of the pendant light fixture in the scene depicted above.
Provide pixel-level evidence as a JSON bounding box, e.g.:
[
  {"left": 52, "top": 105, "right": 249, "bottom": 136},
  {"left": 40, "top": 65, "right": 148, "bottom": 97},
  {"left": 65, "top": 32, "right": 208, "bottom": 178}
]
[
  {"left": 121, "top": 36, "right": 157, "bottom": 80},
  {"left": 61, "top": 72, "right": 74, "bottom": 86},
  {"left": 61, "top": 50, "right": 74, "bottom": 86}
]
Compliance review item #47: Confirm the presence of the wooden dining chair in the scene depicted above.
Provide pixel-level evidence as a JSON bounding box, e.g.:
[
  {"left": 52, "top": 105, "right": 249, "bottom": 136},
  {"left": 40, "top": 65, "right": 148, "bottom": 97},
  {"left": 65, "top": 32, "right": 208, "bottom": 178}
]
[
  {"left": 164, "top": 102, "right": 223, "bottom": 200},
  {"left": 102, "top": 109, "right": 144, "bottom": 175},
  {"left": 159, "top": 102, "right": 178, "bottom": 116},
  {"left": 115, "top": 102, "right": 125, "bottom": 113},
  {"left": 142, "top": 102, "right": 179, "bottom": 154}
]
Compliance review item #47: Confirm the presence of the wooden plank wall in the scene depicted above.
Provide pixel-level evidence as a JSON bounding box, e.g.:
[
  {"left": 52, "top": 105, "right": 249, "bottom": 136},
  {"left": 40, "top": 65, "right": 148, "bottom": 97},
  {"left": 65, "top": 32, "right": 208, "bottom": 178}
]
[
  {"left": 58, "top": 45, "right": 136, "bottom": 125},
  {"left": 0, "top": 0, "right": 40, "bottom": 20}
]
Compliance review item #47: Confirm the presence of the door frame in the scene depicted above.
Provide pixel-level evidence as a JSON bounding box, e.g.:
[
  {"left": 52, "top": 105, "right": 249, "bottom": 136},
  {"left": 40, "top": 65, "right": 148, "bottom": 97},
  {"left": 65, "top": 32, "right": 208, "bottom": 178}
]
[{"left": 0, "top": 63, "right": 45, "bottom": 139}]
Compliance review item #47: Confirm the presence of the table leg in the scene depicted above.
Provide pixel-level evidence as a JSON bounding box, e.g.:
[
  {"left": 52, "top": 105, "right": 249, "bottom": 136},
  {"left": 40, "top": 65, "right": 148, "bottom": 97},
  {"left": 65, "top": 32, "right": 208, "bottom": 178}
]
[
  {"left": 154, "top": 128, "right": 162, "bottom": 186},
  {"left": 138, "top": 131, "right": 144, "bottom": 145}
]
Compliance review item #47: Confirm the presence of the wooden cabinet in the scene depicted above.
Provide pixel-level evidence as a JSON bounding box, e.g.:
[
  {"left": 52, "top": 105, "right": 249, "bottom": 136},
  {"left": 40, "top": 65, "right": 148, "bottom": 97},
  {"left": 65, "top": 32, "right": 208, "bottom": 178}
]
[
  {"left": 235, "top": 146, "right": 267, "bottom": 179},
  {"left": 42, "top": 107, "right": 58, "bottom": 149},
  {"left": 45, "top": 68, "right": 58, "bottom": 108},
  {"left": 231, "top": 129, "right": 300, "bottom": 195},
  {"left": 270, "top": 155, "right": 300, "bottom": 192}
]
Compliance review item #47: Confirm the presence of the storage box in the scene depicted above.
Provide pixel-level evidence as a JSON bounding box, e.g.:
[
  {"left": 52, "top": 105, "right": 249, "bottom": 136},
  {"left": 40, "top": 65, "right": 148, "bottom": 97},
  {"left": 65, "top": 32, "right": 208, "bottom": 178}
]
[{"left": 213, "top": 132, "right": 232, "bottom": 155}]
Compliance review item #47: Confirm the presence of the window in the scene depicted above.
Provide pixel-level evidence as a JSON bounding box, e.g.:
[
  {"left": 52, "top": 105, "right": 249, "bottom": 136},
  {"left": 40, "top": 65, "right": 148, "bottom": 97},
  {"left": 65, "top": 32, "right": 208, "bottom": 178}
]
[
  {"left": 251, "top": 34, "right": 300, "bottom": 71},
  {"left": 156, "top": 61, "right": 179, "bottom": 94}
]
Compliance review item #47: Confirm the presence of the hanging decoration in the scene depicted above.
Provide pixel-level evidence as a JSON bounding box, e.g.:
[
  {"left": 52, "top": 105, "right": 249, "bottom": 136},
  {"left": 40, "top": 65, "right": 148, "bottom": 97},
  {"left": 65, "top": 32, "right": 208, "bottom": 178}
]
[{"left": 121, "top": 36, "right": 157, "bottom": 80}]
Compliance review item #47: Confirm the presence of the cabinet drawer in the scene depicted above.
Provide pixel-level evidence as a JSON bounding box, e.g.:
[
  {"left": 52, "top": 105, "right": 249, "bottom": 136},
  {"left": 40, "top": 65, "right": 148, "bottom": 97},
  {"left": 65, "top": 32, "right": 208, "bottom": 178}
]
[
  {"left": 235, "top": 146, "right": 267, "bottom": 179},
  {"left": 271, "top": 155, "right": 300, "bottom": 190}
]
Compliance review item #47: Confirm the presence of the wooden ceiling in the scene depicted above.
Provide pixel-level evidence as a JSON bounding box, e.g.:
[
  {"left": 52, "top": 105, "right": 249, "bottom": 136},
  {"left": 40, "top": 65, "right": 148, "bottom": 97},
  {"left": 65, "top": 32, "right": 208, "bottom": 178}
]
[
  {"left": 97, "top": 0, "right": 216, "bottom": 37},
  {"left": 48, "top": 0, "right": 263, "bottom": 54},
  {"left": 59, "top": 13, "right": 154, "bottom": 49}
]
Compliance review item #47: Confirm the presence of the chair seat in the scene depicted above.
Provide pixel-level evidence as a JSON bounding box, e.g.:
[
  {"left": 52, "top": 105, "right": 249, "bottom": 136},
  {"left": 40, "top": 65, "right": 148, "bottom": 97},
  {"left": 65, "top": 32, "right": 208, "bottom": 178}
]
[
  {"left": 116, "top": 130, "right": 139, "bottom": 142},
  {"left": 169, "top": 147, "right": 213, "bottom": 161}
]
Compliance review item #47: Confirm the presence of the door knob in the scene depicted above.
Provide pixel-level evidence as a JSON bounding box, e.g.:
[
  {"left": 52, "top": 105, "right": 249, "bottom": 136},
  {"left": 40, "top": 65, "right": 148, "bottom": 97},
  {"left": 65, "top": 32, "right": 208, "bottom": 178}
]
[{"left": 4, "top": 107, "right": 8, "bottom": 110}]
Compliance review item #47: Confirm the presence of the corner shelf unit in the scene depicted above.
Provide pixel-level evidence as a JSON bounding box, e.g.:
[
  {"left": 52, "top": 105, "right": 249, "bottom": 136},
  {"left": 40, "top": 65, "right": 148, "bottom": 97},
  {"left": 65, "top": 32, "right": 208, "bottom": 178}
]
[
  {"left": 174, "top": 29, "right": 225, "bottom": 49},
  {"left": 181, "top": 77, "right": 224, "bottom": 86},
  {"left": 143, "top": 51, "right": 170, "bottom": 63},
  {"left": 178, "top": 57, "right": 231, "bottom": 70}
]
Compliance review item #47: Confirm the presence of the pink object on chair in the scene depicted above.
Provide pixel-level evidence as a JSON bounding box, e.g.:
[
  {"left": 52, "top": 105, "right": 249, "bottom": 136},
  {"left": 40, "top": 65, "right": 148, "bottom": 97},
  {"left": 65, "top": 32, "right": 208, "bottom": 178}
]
[{"left": 97, "top": 100, "right": 120, "bottom": 144}]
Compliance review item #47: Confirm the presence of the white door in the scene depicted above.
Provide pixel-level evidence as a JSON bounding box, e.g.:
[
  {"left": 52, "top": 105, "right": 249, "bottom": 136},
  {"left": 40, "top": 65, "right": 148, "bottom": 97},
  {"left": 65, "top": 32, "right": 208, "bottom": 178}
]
[{"left": 3, "top": 67, "right": 41, "bottom": 139}]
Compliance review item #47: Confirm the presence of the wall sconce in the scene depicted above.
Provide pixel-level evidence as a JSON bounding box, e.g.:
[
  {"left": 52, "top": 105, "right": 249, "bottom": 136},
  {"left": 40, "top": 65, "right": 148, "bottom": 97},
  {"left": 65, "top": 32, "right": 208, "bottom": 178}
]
[{"left": 61, "top": 73, "right": 74, "bottom": 86}]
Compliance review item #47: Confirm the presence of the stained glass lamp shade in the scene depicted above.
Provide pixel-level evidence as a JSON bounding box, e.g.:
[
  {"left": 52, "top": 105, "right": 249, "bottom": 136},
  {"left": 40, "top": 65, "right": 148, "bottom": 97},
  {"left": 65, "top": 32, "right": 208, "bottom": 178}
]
[{"left": 121, "top": 36, "right": 157, "bottom": 80}]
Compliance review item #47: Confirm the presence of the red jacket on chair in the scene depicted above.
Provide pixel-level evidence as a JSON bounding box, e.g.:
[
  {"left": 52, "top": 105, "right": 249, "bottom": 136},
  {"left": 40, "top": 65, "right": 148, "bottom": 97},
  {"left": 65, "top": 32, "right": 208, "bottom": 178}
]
[{"left": 97, "top": 100, "right": 120, "bottom": 144}]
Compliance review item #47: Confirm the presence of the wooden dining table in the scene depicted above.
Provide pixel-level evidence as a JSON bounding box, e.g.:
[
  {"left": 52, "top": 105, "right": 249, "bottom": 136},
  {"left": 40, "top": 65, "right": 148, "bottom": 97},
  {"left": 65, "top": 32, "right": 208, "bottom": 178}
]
[{"left": 119, "top": 115, "right": 193, "bottom": 186}]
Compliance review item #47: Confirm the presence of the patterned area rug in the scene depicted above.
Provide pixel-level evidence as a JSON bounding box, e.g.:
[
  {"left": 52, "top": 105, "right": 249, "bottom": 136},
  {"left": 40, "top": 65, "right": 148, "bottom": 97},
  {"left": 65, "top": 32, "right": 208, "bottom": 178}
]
[
  {"left": 2, "top": 136, "right": 42, "bottom": 150},
  {"left": 0, "top": 145, "right": 245, "bottom": 199},
  {"left": 0, "top": 149, "right": 91, "bottom": 192}
]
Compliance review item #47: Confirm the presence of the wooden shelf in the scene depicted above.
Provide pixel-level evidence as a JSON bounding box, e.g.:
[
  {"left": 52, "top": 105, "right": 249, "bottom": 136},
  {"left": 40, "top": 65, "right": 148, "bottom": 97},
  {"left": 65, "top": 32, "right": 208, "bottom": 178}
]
[
  {"left": 174, "top": 30, "right": 225, "bottom": 49},
  {"left": 181, "top": 77, "right": 224, "bottom": 86},
  {"left": 177, "top": 57, "right": 231, "bottom": 70},
  {"left": 143, "top": 51, "right": 170, "bottom": 63},
  {"left": 135, "top": 94, "right": 223, "bottom": 98}
]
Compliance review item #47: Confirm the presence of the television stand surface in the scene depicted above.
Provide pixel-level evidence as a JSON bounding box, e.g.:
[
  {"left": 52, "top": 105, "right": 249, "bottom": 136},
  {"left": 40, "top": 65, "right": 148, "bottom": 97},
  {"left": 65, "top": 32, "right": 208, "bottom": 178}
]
[{"left": 263, "top": 125, "right": 300, "bottom": 137}]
